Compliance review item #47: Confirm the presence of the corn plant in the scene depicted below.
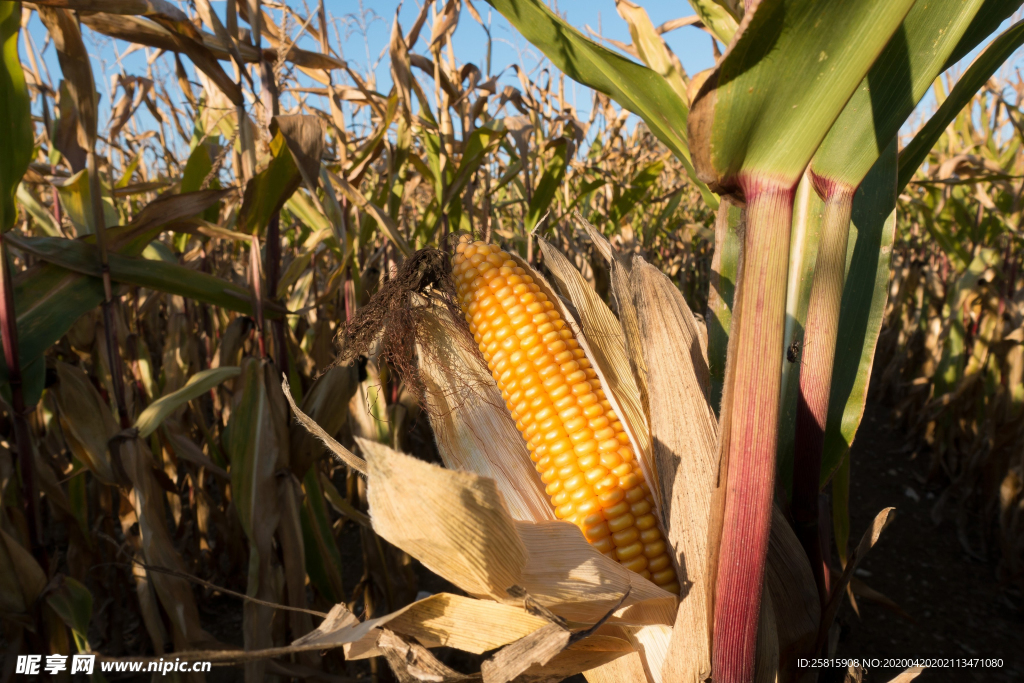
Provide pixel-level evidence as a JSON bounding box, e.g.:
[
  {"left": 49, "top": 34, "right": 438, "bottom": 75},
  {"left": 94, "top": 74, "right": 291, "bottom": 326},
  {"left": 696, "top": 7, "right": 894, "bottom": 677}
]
[
  {"left": 0, "top": 1, "right": 1022, "bottom": 683},
  {"left": 876, "top": 73, "right": 1024, "bottom": 590}
]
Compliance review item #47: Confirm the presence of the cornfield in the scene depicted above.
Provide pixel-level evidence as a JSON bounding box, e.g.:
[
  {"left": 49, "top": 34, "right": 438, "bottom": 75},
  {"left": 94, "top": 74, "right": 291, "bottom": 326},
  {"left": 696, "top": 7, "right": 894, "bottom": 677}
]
[{"left": 0, "top": 1, "right": 1021, "bottom": 682}]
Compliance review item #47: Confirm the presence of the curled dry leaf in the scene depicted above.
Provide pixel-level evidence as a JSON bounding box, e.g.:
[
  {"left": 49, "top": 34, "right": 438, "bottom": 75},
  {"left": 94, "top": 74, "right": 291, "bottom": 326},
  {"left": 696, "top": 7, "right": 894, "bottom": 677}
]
[
  {"left": 885, "top": 666, "right": 927, "bottom": 683},
  {"left": 281, "top": 374, "right": 367, "bottom": 475}
]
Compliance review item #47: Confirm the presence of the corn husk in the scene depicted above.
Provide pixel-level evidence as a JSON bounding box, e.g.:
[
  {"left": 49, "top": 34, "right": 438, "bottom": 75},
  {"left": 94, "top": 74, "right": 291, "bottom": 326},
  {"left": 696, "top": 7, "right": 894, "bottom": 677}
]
[
  {"left": 631, "top": 256, "right": 719, "bottom": 683},
  {"left": 359, "top": 437, "right": 673, "bottom": 624},
  {"left": 416, "top": 305, "right": 555, "bottom": 523}
]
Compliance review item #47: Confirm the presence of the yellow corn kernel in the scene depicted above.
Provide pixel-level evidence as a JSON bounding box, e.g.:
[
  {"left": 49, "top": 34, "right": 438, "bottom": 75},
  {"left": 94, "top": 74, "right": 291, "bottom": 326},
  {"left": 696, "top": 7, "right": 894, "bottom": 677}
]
[{"left": 452, "top": 240, "right": 677, "bottom": 594}]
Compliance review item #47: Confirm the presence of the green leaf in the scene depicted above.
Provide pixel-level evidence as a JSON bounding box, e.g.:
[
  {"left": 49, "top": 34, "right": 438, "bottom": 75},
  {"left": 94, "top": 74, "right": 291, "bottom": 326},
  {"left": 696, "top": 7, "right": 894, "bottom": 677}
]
[
  {"left": 181, "top": 140, "right": 214, "bottom": 194},
  {"left": 135, "top": 366, "right": 241, "bottom": 438},
  {"left": 609, "top": 158, "right": 663, "bottom": 226},
  {"left": 819, "top": 142, "right": 898, "bottom": 487},
  {"left": 525, "top": 139, "right": 569, "bottom": 234},
  {"left": 443, "top": 126, "right": 503, "bottom": 209},
  {"left": 0, "top": 192, "right": 229, "bottom": 407},
  {"left": 811, "top": 0, "right": 991, "bottom": 188},
  {"left": 8, "top": 234, "right": 282, "bottom": 319},
  {"left": 898, "top": 19, "right": 1024, "bottom": 192},
  {"left": 0, "top": 1, "right": 32, "bottom": 233},
  {"left": 941, "top": 0, "right": 1024, "bottom": 71},
  {"left": 686, "top": 0, "right": 740, "bottom": 45},
  {"left": 16, "top": 183, "right": 62, "bottom": 237},
  {"left": 237, "top": 131, "right": 302, "bottom": 235},
  {"left": 483, "top": 0, "right": 718, "bottom": 209},
  {"left": 706, "top": 196, "right": 742, "bottom": 415},
  {"left": 50, "top": 169, "right": 119, "bottom": 236},
  {"left": 617, "top": 0, "right": 690, "bottom": 101},
  {"left": 689, "top": 0, "right": 916, "bottom": 190}
]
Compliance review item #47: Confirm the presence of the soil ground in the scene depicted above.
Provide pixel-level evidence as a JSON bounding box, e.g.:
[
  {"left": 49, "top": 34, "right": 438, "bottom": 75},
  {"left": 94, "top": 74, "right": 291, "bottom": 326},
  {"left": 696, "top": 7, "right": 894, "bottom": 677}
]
[{"left": 830, "top": 400, "right": 1023, "bottom": 683}]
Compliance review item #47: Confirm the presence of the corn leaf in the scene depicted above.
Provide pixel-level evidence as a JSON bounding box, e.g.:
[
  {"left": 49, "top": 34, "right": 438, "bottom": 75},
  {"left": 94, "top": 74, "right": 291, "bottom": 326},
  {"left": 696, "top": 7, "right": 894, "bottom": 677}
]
[
  {"left": 775, "top": 173, "right": 824, "bottom": 501},
  {"left": 483, "top": 0, "right": 718, "bottom": 209},
  {"left": 689, "top": 0, "right": 916, "bottom": 191},
  {"left": 898, "top": 19, "right": 1024, "bottom": 191},
  {"left": 50, "top": 361, "right": 119, "bottom": 484},
  {"left": 941, "top": 0, "right": 1024, "bottom": 71},
  {"left": 15, "top": 184, "right": 62, "bottom": 237},
  {"left": 443, "top": 126, "right": 504, "bottom": 209},
  {"left": 300, "top": 468, "right": 346, "bottom": 604},
  {"left": 237, "top": 131, "right": 302, "bottom": 235},
  {"left": 705, "top": 196, "right": 742, "bottom": 415},
  {"left": 44, "top": 576, "right": 94, "bottom": 652},
  {"left": 50, "top": 169, "right": 119, "bottom": 236},
  {"left": 616, "top": 0, "right": 689, "bottom": 102},
  {"left": 226, "top": 358, "right": 290, "bottom": 679},
  {"left": 686, "top": 0, "right": 740, "bottom": 45},
  {"left": 0, "top": 528, "right": 46, "bottom": 614},
  {"left": 811, "top": 0, "right": 992, "bottom": 189},
  {"left": 524, "top": 140, "right": 568, "bottom": 234},
  {"left": 7, "top": 234, "right": 283, "bottom": 319},
  {"left": 134, "top": 366, "right": 241, "bottom": 438}
]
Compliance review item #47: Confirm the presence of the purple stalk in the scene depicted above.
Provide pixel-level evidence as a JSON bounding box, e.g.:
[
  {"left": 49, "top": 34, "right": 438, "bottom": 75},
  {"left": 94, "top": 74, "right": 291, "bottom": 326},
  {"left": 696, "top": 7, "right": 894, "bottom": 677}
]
[
  {"left": 713, "top": 177, "right": 795, "bottom": 683},
  {"left": 792, "top": 175, "right": 856, "bottom": 606}
]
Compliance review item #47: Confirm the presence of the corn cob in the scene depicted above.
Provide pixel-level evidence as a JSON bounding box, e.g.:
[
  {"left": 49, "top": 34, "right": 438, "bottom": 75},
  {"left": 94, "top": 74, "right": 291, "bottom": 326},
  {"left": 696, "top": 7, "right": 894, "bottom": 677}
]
[{"left": 452, "top": 240, "right": 679, "bottom": 594}]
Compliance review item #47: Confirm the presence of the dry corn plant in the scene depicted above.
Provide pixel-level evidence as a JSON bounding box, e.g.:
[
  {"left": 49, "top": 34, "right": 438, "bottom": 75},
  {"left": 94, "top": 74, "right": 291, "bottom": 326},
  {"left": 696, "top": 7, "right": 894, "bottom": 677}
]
[
  {"left": 0, "top": 1, "right": 1021, "bottom": 683},
  {"left": 874, "top": 73, "right": 1024, "bottom": 591}
]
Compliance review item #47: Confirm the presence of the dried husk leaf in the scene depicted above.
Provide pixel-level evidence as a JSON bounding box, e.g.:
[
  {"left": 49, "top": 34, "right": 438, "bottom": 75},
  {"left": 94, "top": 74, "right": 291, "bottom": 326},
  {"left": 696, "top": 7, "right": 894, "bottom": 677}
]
[
  {"left": 378, "top": 629, "right": 476, "bottom": 683},
  {"left": 520, "top": 642, "right": 635, "bottom": 683},
  {"left": 583, "top": 650, "right": 650, "bottom": 683},
  {"left": 360, "top": 438, "right": 674, "bottom": 624},
  {"left": 361, "top": 436, "right": 527, "bottom": 601},
  {"left": 514, "top": 520, "right": 675, "bottom": 624},
  {"left": 510, "top": 247, "right": 658, "bottom": 510},
  {"left": 886, "top": 667, "right": 926, "bottom": 683},
  {"left": 481, "top": 622, "right": 570, "bottom": 683},
  {"left": 597, "top": 623, "right": 673, "bottom": 683},
  {"left": 295, "top": 592, "right": 549, "bottom": 657},
  {"left": 631, "top": 257, "right": 718, "bottom": 683},
  {"left": 416, "top": 304, "right": 555, "bottom": 523}
]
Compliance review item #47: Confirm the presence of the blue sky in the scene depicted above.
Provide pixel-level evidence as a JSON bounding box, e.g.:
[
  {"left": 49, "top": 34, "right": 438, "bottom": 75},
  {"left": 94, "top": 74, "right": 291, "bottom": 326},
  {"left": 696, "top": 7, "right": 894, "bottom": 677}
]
[
  {"left": 19, "top": 1, "right": 1024, "bottom": 163},
  {"left": 23, "top": 1, "right": 713, "bottom": 136}
]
